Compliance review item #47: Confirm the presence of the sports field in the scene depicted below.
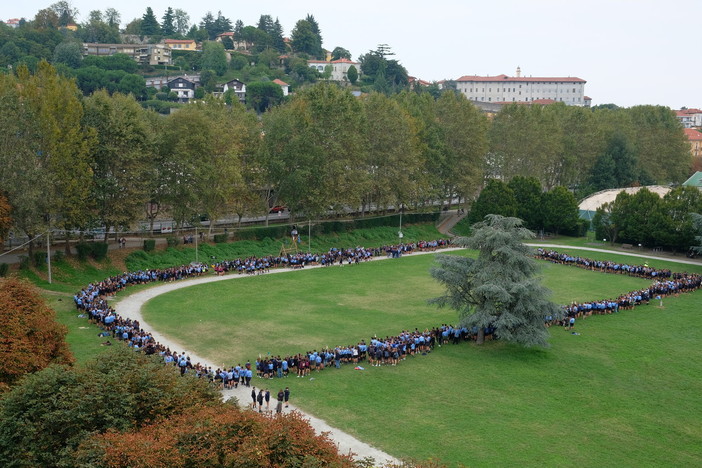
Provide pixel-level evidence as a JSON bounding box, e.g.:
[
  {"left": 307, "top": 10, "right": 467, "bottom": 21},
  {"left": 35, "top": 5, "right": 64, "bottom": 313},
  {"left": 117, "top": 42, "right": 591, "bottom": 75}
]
[{"left": 142, "top": 250, "right": 702, "bottom": 466}]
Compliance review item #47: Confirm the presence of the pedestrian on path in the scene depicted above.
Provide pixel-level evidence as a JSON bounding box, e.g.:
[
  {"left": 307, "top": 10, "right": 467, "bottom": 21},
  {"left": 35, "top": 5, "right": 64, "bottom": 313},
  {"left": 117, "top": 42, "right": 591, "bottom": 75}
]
[
  {"left": 276, "top": 389, "right": 284, "bottom": 414},
  {"left": 284, "top": 387, "right": 290, "bottom": 408}
]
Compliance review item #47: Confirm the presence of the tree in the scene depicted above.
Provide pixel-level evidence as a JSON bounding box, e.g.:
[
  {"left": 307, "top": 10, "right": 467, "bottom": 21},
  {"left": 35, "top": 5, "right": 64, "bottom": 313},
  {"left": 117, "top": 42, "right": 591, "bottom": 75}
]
[
  {"left": 173, "top": 9, "right": 190, "bottom": 36},
  {"left": 305, "top": 14, "right": 323, "bottom": 46},
  {"left": 508, "top": 176, "right": 543, "bottom": 231},
  {"left": 247, "top": 81, "right": 284, "bottom": 113},
  {"left": 656, "top": 186, "right": 702, "bottom": 251},
  {"left": 290, "top": 19, "right": 322, "bottom": 57},
  {"left": 52, "top": 41, "right": 82, "bottom": 68},
  {"left": 124, "top": 18, "right": 142, "bottom": 35},
  {"left": 618, "top": 187, "right": 664, "bottom": 246},
  {"left": 104, "top": 8, "right": 120, "bottom": 29},
  {"left": 50, "top": 1, "right": 78, "bottom": 26},
  {"left": 332, "top": 46, "right": 351, "bottom": 60},
  {"left": 347, "top": 65, "right": 358, "bottom": 85},
  {"left": 161, "top": 7, "right": 175, "bottom": 36},
  {"left": 13, "top": 62, "right": 95, "bottom": 254},
  {"left": 0, "top": 346, "right": 219, "bottom": 467},
  {"left": 140, "top": 7, "right": 161, "bottom": 36},
  {"left": 82, "top": 91, "right": 154, "bottom": 239},
  {"left": 200, "top": 41, "right": 227, "bottom": 75},
  {"left": 0, "top": 193, "right": 11, "bottom": 244},
  {"left": 0, "top": 278, "right": 73, "bottom": 391},
  {"left": 468, "top": 179, "right": 517, "bottom": 224},
  {"left": 360, "top": 92, "right": 424, "bottom": 213},
  {"left": 271, "top": 18, "right": 286, "bottom": 52},
  {"left": 259, "top": 83, "right": 365, "bottom": 220},
  {"left": 256, "top": 14, "right": 274, "bottom": 34},
  {"left": 77, "top": 405, "right": 355, "bottom": 467},
  {"left": 34, "top": 8, "right": 60, "bottom": 29},
  {"left": 541, "top": 186, "right": 580, "bottom": 235},
  {"left": 431, "top": 214, "right": 561, "bottom": 347},
  {"left": 629, "top": 105, "right": 690, "bottom": 184}
]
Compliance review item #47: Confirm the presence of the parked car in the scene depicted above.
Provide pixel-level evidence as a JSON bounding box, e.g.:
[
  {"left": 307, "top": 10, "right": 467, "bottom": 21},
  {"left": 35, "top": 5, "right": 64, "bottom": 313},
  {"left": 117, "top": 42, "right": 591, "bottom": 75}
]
[{"left": 269, "top": 205, "right": 286, "bottom": 213}]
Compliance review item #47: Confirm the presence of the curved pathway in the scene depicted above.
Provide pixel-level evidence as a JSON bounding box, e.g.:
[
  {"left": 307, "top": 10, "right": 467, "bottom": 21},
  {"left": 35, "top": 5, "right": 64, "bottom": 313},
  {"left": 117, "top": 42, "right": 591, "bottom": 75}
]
[
  {"left": 114, "top": 244, "right": 700, "bottom": 463},
  {"left": 115, "top": 248, "right": 460, "bottom": 465}
]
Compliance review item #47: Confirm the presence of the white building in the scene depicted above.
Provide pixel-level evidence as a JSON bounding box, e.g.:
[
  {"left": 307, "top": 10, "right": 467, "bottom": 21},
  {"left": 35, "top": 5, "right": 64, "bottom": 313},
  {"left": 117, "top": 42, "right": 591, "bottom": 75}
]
[
  {"left": 676, "top": 109, "right": 702, "bottom": 128},
  {"left": 456, "top": 67, "right": 587, "bottom": 106},
  {"left": 307, "top": 58, "right": 360, "bottom": 83}
]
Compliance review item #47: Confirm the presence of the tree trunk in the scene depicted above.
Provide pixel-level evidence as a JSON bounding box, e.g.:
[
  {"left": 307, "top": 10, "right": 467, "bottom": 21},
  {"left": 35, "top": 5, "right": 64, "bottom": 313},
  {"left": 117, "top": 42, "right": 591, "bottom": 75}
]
[{"left": 476, "top": 328, "right": 485, "bottom": 345}]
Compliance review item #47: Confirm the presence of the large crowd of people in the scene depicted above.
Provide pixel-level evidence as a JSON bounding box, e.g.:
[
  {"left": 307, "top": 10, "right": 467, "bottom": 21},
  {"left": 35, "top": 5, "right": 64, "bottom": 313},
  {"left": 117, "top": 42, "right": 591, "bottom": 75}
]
[
  {"left": 535, "top": 248, "right": 701, "bottom": 327},
  {"left": 73, "top": 241, "right": 700, "bottom": 391}
]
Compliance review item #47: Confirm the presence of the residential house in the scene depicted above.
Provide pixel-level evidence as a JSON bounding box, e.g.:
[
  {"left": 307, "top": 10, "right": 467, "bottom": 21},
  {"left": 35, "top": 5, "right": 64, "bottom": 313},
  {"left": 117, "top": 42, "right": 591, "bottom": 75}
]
[
  {"left": 165, "top": 39, "right": 198, "bottom": 51},
  {"left": 685, "top": 128, "right": 702, "bottom": 160},
  {"left": 217, "top": 78, "right": 246, "bottom": 103},
  {"left": 146, "top": 74, "right": 200, "bottom": 90},
  {"left": 676, "top": 109, "right": 702, "bottom": 128},
  {"left": 456, "top": 67, "right": 588, "bottom": 106},
  {"left": 307, "top": 58, "right": 360, "bottom": 83},
  {"left": 273, "top": 79, "right": 289, "bottom": 96},
  {"left": 83, "top": 43, "right": 172, "bottom": 66},
  {"left": 216, "top": 32, "right": 251, "bottom": 51},
  {"left": 167, "top": 76, "right": 197, "bottom": 102},
  {"left": 5, "top": 18, "right": 21, "bottom": 28}
]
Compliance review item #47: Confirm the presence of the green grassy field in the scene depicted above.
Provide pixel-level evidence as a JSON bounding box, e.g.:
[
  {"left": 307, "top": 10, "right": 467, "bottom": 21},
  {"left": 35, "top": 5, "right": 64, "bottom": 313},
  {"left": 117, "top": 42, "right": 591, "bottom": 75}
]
[
  {"left": 140, "top": 252, "right": 652, "bottom": 364},
  {"left": 137, "top": 249, "right": 702, "bottom": 466}
]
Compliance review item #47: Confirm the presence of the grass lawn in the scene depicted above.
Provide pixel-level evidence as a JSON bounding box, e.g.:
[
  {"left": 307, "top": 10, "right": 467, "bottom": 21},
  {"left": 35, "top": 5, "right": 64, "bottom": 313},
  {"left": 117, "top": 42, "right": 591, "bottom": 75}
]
[
  {"left": 140, "top": 251, "right": 651, "bottom": 364},
  {"left": 138, "top": 250, "right": 702, "bottom": 466}
]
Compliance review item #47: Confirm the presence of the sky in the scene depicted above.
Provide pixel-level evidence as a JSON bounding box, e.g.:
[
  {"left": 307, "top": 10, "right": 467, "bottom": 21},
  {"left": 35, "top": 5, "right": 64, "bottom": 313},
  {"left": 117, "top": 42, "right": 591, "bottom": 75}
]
[{"left": 7, "top": 0, "right": 701, "bottom": 109}]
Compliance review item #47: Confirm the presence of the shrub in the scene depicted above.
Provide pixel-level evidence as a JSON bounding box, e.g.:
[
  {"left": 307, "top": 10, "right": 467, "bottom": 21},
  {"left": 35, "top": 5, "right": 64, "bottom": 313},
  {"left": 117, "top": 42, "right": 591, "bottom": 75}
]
[
  {"left": 0, "top": 264, "right": 8, "bottom": 277},
  {"left": 213, "top": 233, "right": 228, "bottom": 243},
  {"left": 143, "top": 239, "right": 156, "bottom": 252},
  {"left": 75, "top": 242, "right": 91, "bottom": 261},
  {"left": 18, "top": 256, "right": 29, "bottom": 270},
  {"left": 32, "top": 251, "right": 46, "bottom": 268},
  {"left": 166, "top": 236, "right": 179, "bottom": 247},
  {"left": 52, "top": 250, "right": 65, "bottom": 263},
  {"left": 90, "top": 242, "right": 109, "bottom": 261}
]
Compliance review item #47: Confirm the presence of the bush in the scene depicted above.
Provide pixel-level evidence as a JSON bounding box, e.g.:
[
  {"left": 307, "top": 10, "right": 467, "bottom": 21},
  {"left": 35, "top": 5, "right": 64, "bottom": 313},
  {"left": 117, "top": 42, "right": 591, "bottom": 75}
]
[
  {"left": 90, "top": 242, "right": 109, "bottom": 261},
  {"left": 52, "top": 250, "right": 65, "bottom": 263},
  {"left": 75, "top": 242, "right": 91, "bottom": 261},
  {"left": 0, "top": 263, "right": 8, "bottom": 277},
  {"left": 213, "top": 233, "right": 228, "bottom": 243},
  {"left": 166, "top": 236, "right": 179, "bottom": 247},
  {"left": 18, "top": 256, "right": 29, "bottom": 270},
  {"left": 32, "top": 251, "right": 46, "bottom": 268},
  {"left": 143, "top": 239, "right": 156, "bottom": 252}
]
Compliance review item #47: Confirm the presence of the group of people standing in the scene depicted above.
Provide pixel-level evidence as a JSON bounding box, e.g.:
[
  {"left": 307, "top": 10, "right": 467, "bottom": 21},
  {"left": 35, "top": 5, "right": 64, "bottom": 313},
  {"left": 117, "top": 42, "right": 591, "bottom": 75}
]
[{"left": 74, "top": 240, "right": 700, "bottom": 408}]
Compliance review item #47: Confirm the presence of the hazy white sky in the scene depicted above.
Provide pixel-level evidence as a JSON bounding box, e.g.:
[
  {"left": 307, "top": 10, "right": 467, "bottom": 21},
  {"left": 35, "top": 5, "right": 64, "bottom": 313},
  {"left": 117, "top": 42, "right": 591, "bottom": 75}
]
[{"left": 8, "top": 0, "right": 701, "bottom": 109}]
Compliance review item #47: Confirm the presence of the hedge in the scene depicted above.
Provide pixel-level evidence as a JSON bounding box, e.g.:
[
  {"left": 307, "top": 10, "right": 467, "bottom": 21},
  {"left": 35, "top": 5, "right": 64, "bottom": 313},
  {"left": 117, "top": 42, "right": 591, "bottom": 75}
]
[
  {"left": 213, "top": 233, "right": 228, "bottom": 243},
  {"left": 0, "top": 263, "right": 8, "bottom": 277},
  {"left": 232, "top": 213, "right": 440, "bottom": 242},
  {"left": 75, "top": 242, "right": 109, "bottom": 261},
  {"left": 143, "top": 239, "right": 156, "bottom": 252}
]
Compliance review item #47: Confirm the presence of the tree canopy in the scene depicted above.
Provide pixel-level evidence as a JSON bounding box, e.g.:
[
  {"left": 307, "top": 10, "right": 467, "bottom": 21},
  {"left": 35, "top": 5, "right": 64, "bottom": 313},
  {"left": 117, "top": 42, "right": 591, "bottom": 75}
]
[{"left": 431, "top": 214, "right": 561, "bottom": 347}]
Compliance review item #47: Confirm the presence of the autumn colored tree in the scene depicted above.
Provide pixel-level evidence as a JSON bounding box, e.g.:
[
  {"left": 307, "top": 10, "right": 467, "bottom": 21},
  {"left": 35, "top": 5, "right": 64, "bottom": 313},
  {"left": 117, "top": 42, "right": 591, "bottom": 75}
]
[
  {"left": 76, "top": 405, "right": 355, "bottom": 467},
  {"left": 0, "top": 193, "right": 10, "bottom": 244},
  {"left": 0, "top": 278, "right": 72, "bottom": 390},
  {"left": 0, "top": 346, "right": 218, "bottom": 466}
]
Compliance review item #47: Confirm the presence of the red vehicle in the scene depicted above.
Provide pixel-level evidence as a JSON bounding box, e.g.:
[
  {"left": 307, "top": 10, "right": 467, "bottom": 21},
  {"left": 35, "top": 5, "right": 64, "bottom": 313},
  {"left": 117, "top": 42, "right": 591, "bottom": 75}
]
[{"left": 269, "top": 205, "right": 286, "bottom": 213}]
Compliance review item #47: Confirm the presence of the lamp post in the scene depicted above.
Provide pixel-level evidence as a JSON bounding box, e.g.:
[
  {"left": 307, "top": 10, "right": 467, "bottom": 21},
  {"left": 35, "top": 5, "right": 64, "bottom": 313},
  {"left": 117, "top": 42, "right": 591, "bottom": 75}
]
[
  {"left": 195, "top": 227, "right": 199, "bottom": 263},
  {"left": 398, "top": 204, "right": 403, "bottom": 240},
  {"left": 46, "top": 231, "right": 52, "bottom": 284}
]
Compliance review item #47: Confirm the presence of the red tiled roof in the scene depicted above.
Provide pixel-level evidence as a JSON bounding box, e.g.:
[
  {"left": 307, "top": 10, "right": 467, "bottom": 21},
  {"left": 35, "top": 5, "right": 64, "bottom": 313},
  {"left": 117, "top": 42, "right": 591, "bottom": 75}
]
[
  {"left": 584, "top": 96, "right": 592, "bottom": 100},
  {"left": 273, "top": 79, "right": 288, "bottom": 86},
  {"left": 217, "top": 32, "right": 235, "bottom": 37},
  {"left": 165, "top": 39, "right": 195, "bottom": 44},
  {"left": 457, "top": 74, "right": 586, "bottom": 83},
  {"left": 685, "top": 128, "right": 702, "bottom": 141}
]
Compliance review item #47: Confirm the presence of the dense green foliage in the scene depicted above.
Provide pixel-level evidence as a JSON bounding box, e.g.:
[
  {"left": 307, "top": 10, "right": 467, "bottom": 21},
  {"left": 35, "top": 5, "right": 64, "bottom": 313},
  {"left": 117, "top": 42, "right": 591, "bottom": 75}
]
[
  {"left": 432, "top": 215, "right": 561, "bottom": 347},
  {"left": 593, "top": 186, "right": 702, "bottom": 250}
]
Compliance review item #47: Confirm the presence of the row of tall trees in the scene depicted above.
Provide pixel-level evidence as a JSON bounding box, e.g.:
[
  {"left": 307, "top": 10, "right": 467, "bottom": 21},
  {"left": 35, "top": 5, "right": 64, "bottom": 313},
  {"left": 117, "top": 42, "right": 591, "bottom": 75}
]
[{"left": 0, "top": 63, "right": 695, "bottom": 250}]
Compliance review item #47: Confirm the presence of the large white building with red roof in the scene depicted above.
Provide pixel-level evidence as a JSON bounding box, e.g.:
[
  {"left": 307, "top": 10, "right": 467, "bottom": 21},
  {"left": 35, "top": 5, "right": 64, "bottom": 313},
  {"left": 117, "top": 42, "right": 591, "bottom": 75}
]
[{"left": 456, "top": 67, "right": 588, "bottom": 106}]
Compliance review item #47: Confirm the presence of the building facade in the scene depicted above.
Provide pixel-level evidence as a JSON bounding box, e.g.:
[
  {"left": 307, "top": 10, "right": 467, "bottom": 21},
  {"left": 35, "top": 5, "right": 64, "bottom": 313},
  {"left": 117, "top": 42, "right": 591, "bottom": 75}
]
[
  {"left": 83, "top": 43, "right": 171, "bottom": 66},
  {"left": 456, "top": 68, "right": 587, "bottom": 106},
  {"left": 307, "top": 58, "right": 360, "bottom": 83},
  {"left": 164, "top": 39, "right": 197, "bottom": 51}
]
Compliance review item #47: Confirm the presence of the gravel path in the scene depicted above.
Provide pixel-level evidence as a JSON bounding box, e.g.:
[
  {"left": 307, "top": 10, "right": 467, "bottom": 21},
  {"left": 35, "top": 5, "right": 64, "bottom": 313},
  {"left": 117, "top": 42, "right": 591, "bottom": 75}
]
[{"left": 113, "top": 243, "right": 699, "bottom": 463}]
